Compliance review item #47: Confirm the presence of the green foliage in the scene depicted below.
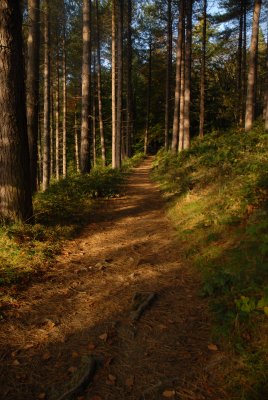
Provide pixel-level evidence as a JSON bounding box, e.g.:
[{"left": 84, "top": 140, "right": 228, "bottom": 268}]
[
  {"left": 0, "top": 160, "right": 140, "bottom": 291},
  {"left": 153, "top": 124, "right": 268, "bottom": 397}
]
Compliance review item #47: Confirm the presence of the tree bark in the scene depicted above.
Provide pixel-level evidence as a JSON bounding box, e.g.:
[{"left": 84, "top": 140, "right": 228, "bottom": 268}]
[
  {"left": 237, "top": 0, "right": 243, "bottom": 125},
  {"left": 55, "top": 50, "right": 60, "bottom": 181},
  {"left": 164, "top": 0, "right": 172, "bottom": 150},
  {"left": 112, "top": 0, "right": 117, "bottom": 168},
  {"left": 74, "top": 104, "right": 80, "bottom": 172},
  {"left": 183, "top": 0, "right": 192, "bottom": 150},
  {"left": 42, "top": 0, "right": 51, "bottom": 191},
  {"left": 144, "top": 40, "right": 152, "bottom": 155},
  {"left": 245, "top": 0, "right": 262, "bottom": 132},
  {"left": 0, "top": 0, "right": 33, "bottom": 222},
  {"left": 264, "top": 36, "right": 268, "bottom": 130},
  {"left": 116, "top": 0, "right": 123, "bottom": 167},
  {"left": 126, "top": 0, "right": 134, "bottom": 157},
  {"left": 179, "top": 6, "right": 185, "bottom": 152},
  {"left": 81, "top": 0, "right": 91, "bottom": 173},
  {"left": 62, "top": 5, "right": 67, "bottom": 178},
  {"left": 199, "top": 0, "right": 207, "bottom": 138},
  {"left": 242, "top": 2, "right": 247, "bottom": 125},
  {"left": 171, "top": 1, "right": 183, "bottom": 154},
  {"left": 27, "top": 0, "right": 40, "bottom": 192},
  {"left": 95, "top": 0, "right": 106, "bottom": 166}
]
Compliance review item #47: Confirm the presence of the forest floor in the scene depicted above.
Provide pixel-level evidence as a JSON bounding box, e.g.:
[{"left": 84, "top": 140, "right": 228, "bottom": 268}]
[{"left": 0, "top": 158, "right": 228, "bottom": 400}]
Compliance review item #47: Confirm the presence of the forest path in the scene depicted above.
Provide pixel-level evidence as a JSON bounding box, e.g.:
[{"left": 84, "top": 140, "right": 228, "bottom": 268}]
[{"left": 0, "top": 158, "right": 227, "bottom": 400}]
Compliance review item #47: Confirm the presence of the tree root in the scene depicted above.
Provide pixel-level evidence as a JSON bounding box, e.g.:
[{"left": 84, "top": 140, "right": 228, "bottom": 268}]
[
  {"left": 131, "top": 292, "right": 157, "bottom": 322},
  {"left": 56, "top": 356, "right": 98, "bottom": 400}
]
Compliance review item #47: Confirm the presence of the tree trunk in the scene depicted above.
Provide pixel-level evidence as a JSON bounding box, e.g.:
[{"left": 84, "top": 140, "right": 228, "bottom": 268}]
[
  {"left": 55, "top": 51, "right": 60, "bottom": 181},
  {"left": 199, "top": 0, "right": 207, "bottom": 138},
  {"left": 164, "top": 0, "right": 172, "bottom": 150},
  {"left": 112, "top": 0, "right": 117, "bottom": 168},
  {"left": 183, "top": 0, "right": 192, "bottom": 150},
  {"left": 116, "top": 0, "right": 123, "bottom": 167},
  {"left": 0, "top": 0, "right": 33, "bottom": 222},
  {"left": 171, "top": 1, "right": 183, "bottom": 154},
  {"left": 62, "top": 6, "right": 67, "bottom": 178},
  {"left": 27, "top": 0, "right": 40, "bottom": 192},
  {"left": 126, "top": 0, "right": 134, "bottom": 157},
  {"left": 95, "top": 0, "right": 106, "bottom": 166},
  {"left": 50, "top": 72, "right": 54, "bottom": 178},
  {"left": 245, "top": 0, "right": 262, "bottom": 132},
  {"left": 242, "top": 2, "right": 247, "bottom": 125},
  {"left": 92, "top": 54, "right": 97, "bottom": 166},
  {"left": 237, "top": 0, "right": 243, "bottom": 125},
  {"left": 42, "top": 0, "right": 51, "bottom": 191},
  {"left": 179, "top": 8, "right": 185, "bottom": 152},
  {"left": 144, "top": 40, "right": 152, "bottom": 155},
  {"left": 74, "top": 104, "right": 80, "bottom": 172},
  {"left": 81, "top": 0, "right": 91, "bottom": 173},
  {"left": 264, "top": 37, "right": 268, "bottom": 130}
]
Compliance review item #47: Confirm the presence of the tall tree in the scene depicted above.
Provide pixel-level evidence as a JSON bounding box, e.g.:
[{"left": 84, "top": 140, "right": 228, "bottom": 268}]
[
  {"left": 95, "top": 0, "right": 106, "bottom": 166},
  {"left": 171, "top": 0, "right": 184, "bottom": 153},
  {"left": 43, "top": 0, "right": 51, "bottom": 191},
  {"left": 62, "top": 2, "right": 67, "bottom": 178},
  {"left": 81, "top": 0, "right": 91, "bottom": 173},
  {"left": 178, "top": 1, "right": 185, "bottom": 152},
  {"left": 183, "top": 0, "right": 192, "bottom": 150},
  {"left": 27, "top": 0, "right": 40, "bottom": 192},
  {"left": 164, "top": 0, "right": 172, "bottom": 150},
  {"left": 245, "top": 0, "right": 262, "bottom": 132},
  {"left": 116, "top": 0, "right": 123, "bottom": 166},
  {"left": 0, "top": 0, "right": 33, "bottom": 222},
  {"left": 126, "top": 0, "right": 134, "bottom": 157},
  {"left": 144, "top": 39, "right": 152, "bottom": 155},
  {"left": 199, "top": 0, "right": 207, "bottom": 138}
]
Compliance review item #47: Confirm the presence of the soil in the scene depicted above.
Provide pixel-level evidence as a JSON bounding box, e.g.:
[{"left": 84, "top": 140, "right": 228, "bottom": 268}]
[{"left": 0, "top": 158, "right": 228, "bottom": 400}]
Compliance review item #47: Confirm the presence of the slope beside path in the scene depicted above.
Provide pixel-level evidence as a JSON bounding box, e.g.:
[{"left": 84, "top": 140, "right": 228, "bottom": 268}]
[{"left": 0, "top": 158, "right": 227, "bottom": 400}]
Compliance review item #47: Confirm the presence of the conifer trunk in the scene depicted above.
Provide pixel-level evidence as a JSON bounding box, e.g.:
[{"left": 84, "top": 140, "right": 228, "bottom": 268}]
[
  {"left": 171, "top": 1, "right": 183, "bottom": 153},
  {"left": 95, "top": 0, "right": 106, "bottom": 166},
  {"left": 0, "top": 0, "right": 33, "bottom": 222},
  {"left": 199, "top": 0, "right": 207, "bottom": 138},
  {"left": 245, "top": 0, "right": 262, "bottom": 132},
  {"left": 27, "top": 0, "right": 40, "bottom": 192},
  {"left": 116, "top": 0, "right": 123, "bottom": 167},
  {"left": 81, "top": 0, "right": 91, "bottom": 173},
  {"left": 42, "top": 0, "right": 51, "bottom": 191},
  {"left": 55, "top": 51, "right": 60, "bottom": 181},
  {"left": 112, "top": 0, "right": 117, "bottom": 168},
  {"left": 126, "top": 0, "right": 134, "bottom": 157},
  {"left": 62, "top": 8, "right": 67, "bottom": 178},
  {"left": 179, "top": 7, "right": 185, "bottom": 152},
  {"left": 144, "top": 40, "right": 152, "bottom": 155},
  {"left": 164, "top": 0, "right": 172, "bottom": 150},
  {"left": 183, "top": 0, "right": 192, "bottom": 150}
]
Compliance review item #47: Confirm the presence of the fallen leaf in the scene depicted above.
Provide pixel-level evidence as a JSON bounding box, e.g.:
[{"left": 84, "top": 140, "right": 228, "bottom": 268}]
[
  {"left": 38, "top": 393, "right": 46, "bottom": 399},
  {"left": 99, "top": 333, "right": 108, "bottom": 341},
  {"left": 125, "top": 375, "right": 135, "bottom": 387},
  {"left": 208, "top": 344, "right": 218, "bottom": 351},
  {"left": 108, "top": 374, "right": 116, "bottom": 383},
  {"left": 68, "top": 366, "right": 77, "bottom": 373},
  {"left": 42, "top": 352, "right": 51, "bottom": 361},
  {"left": 104, "top": 357, "right": 113, "bottom": 367},
  {"left": 88, "top": 343, "right": 96, "bottom": 350},
  {"left": 158, "top": 324, "right": 168, "bottom": 331},
  {"left": 162, "top": 389, "right": 175, "bottom": 398},
  {"left": 71, "top": 351, "right": 79, "bottom": 358},
  {"left": 24, "top": 343, "right": 34, "bottom": 350},
  {"left": 13, "top": 359, "right": 20, "bottom": 366}
]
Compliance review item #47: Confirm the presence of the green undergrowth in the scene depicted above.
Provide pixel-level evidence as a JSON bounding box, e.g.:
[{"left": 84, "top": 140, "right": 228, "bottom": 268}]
[
  {"left": 0, "top": 153, "right": 144, "bottom": 306},
  {"left": 152, "top": 125, "right": 268, "bottom": 399}
]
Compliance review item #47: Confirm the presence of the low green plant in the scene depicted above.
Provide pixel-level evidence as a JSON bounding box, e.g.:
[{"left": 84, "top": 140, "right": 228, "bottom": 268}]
[{"left": 152, "top": 123, "right": 268, "bottom": 398}]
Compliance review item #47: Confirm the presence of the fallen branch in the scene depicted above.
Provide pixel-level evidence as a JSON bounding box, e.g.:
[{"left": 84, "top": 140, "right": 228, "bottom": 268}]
[
  {"left": 56, "top": 356, "right": 97, "bottom": 400},
  {"left": 131, "top": 293, "right": 157, "bottom": 322}
]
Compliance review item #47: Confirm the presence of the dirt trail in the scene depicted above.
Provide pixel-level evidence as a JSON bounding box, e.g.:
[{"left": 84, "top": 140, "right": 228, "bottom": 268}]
[{"left": 0, "top": 159, "right": 227, "bottom": 400}]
